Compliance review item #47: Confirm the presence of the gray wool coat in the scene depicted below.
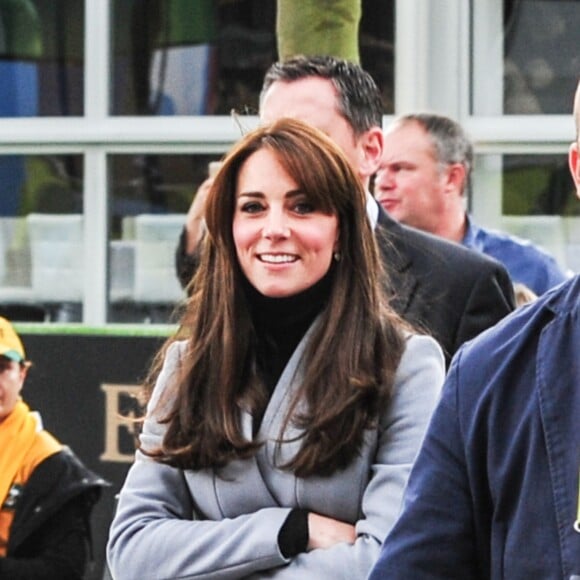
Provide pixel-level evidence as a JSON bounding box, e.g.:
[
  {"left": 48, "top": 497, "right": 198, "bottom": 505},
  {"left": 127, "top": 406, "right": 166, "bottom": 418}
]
[{"left": 107, "top": 328, "right": 444, "bottom": 580}]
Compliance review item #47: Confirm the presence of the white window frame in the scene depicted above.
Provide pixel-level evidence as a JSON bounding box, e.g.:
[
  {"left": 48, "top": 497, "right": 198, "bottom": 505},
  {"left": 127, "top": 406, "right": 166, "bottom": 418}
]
[
  {"left": 0, "top": 2, "right": 250, "bottom": 325},
  {"left": 0, "top": 1, "right": 574, "bottom": 324},
  {"left": 394, "top": 0, "right": 574, "bottom": 226}
]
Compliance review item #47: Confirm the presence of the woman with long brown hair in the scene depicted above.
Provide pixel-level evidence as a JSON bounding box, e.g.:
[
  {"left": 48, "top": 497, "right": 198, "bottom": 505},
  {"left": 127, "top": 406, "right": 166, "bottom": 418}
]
[{"left": 107, "top": 118, "right": 444, "bottom": 579}]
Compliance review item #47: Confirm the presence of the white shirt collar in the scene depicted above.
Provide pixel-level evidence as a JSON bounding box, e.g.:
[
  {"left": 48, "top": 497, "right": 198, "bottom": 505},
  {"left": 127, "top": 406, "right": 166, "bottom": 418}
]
[{"left": 366, "top": 190, "right": 379, "bottom": 230}]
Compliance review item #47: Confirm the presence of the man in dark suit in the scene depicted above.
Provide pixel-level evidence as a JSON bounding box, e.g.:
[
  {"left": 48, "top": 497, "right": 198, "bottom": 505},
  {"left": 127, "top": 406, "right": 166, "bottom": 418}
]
[{"left": 176, "top": 56, "right": 515, "bottom": 365}]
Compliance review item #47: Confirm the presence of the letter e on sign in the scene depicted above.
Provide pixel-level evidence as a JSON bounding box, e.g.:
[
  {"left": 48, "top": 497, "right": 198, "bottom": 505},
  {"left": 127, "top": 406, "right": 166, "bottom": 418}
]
[{"left": 101, "top": 383, "right": 142, "bottom": 463}]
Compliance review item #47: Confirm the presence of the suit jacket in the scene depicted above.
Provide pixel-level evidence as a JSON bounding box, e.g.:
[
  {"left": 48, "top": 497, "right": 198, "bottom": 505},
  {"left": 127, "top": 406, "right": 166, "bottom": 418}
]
[
  {"left": 375, "top": 206, "right": 515, "bottom": 365},
  {"left": 175, "top": 204, "right": 515, "bottom": 366},
  {"left": 370, "top": 276, "right": 580, "bottom": 580},
  {"left": 107, "top": 329, "right": 445, "bottom": 580}
]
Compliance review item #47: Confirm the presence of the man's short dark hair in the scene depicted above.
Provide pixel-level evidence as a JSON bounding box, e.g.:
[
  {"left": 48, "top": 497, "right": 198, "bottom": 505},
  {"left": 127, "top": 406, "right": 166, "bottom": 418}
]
[{"left": 260, "top": 55, "right": 383, "bottom": 136}]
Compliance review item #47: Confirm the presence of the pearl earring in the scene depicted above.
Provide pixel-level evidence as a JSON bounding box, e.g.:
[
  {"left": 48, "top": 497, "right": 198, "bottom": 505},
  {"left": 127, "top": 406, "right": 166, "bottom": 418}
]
[{"left": 333, "top": 252, "right": 341, "bottom": 262}]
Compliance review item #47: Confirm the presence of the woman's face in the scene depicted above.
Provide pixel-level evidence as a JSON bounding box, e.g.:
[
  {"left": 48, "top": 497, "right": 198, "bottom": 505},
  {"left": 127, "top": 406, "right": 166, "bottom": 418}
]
[
  {"left": 0, "top": 357, "right": 26, "bottom": 422},
  {"left": 233, "top": 148, "right": 339, "bottom": 298}
]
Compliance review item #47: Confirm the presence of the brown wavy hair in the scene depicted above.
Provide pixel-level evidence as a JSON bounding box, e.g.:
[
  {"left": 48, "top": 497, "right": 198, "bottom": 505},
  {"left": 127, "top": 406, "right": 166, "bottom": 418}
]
[{"left": 145, "top": 118, "right": 406, "bottom": 477}]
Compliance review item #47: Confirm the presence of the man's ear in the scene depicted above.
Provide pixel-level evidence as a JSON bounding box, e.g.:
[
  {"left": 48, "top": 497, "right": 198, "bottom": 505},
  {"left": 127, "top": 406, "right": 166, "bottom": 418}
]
[
  {"left": 443, "top": 163, "right": 467, "bottom": 196},
  {"left": 569, "top": 142, "right": 580, "bottom": 198},
  {"left": 358, "top": 127, "right": 384, "bottom": 180},
  {"left": 19, "top": 364, "right": 29, "bottom": 381}
]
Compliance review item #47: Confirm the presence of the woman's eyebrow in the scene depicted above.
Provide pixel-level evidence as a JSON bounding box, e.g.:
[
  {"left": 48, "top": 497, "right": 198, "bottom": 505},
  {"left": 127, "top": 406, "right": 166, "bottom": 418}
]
[{"left": 285, "top": 189, "right": 307, "bottom": 199}]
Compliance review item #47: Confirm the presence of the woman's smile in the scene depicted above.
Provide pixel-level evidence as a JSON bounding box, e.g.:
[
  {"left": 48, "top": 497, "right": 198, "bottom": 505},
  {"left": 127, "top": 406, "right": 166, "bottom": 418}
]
[
  {"left": 233, "top": 148, "right": 339, "bottom": 298},
  {"left": 257, "top": 252, "right": 299, "bottom": 264}
]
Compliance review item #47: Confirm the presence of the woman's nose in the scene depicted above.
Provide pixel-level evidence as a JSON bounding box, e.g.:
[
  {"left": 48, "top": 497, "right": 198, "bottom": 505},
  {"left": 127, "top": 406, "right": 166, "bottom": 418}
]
[{"left": 262, "top": 212, "right": 290, "bottom": 239}]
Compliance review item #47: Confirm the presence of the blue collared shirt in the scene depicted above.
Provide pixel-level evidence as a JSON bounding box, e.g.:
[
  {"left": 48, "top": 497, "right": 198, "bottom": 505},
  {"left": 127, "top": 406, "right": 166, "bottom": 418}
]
[{"left": 462, "top": 216, "right": 570, "bottom": 296}]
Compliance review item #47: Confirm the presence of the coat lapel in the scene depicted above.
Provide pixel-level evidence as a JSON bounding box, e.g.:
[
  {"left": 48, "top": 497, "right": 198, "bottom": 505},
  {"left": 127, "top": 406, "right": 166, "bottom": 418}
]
[
  {"left": 211, "top": 322, "right": 319, "bottom": 514},
  {"left": 376, "top": 206, "right": 417, "bottom": 316},
  {"left": 257, "top": 322, "right": 318, "bottom": 464}
]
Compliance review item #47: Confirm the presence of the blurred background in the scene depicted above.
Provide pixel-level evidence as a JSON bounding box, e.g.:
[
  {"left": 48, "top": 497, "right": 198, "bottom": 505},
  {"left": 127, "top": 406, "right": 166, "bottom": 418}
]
[
  {"left": 0, "top": 0, "right": 577, "bottom": 325},
  {"left": 0, "top": 2, "right": 577, "bottom": 577}
]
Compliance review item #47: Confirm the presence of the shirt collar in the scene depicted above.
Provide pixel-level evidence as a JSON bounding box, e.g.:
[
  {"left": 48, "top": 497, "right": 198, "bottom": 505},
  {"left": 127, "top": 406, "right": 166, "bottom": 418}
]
[
  {"left": 366, "top": 191, "right": 379, "bottom": 230},
  {"left": 462, "top": 214, "right": 478, "bottom": 245}
]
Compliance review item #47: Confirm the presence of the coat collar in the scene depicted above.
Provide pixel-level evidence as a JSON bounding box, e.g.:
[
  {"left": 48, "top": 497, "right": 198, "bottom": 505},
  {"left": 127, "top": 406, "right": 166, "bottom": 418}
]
[
  {"left": 532, "top": 278, "right": 580, "bottom": 573},
  {"left": 376, "top": 204, "right": 417, "bottom": 315},
  {"left": 217, "top": 321, "right": 319, "bottom": 514}
]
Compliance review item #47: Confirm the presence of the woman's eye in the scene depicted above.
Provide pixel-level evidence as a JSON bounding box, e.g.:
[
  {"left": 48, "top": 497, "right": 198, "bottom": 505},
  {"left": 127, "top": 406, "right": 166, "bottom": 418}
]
[
  {"left": 293, "top": 202, "right": 315, "bottom": 214},
  {"left": 240, "top": 202, "right": 264, "bottom": 213}
]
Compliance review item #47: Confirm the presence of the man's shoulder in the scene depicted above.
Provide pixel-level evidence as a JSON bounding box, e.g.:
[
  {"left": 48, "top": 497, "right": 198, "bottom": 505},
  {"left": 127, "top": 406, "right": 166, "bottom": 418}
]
[
  {"left": 458, "top": 275, "right": 579, "bottom": 370},
  {"left": 379, "top": 217, "right": 506, "bottom": 274},
  {"left": 476, "top": 224, "right": 562, "bottom": 268},
  {"left": 28, "top": 446, "right": 109, "bottom": 494},
  {"left": 375, "top": 207, "right": 515, "bottom": 361}
]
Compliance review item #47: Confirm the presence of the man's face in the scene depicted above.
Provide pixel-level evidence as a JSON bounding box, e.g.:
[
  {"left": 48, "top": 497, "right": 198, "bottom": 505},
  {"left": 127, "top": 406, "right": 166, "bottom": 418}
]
[
  {"left": 374, "top": 122, "right": 448, "bottom": 233},
  {"left": 0, "top": 357, "right": 26, "bottom": 422},
  {"left": 260, "top": 77, "right": 366, "bottom": 182}
]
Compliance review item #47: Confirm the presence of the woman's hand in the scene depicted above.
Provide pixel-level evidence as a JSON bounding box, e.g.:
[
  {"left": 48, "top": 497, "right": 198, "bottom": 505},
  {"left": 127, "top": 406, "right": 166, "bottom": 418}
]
[{"left": 307, "top": 512, "right": 356, "bottom": 550}]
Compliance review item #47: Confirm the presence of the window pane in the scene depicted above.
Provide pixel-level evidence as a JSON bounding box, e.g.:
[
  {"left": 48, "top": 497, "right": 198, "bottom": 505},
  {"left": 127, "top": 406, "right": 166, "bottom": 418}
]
[
  {"left": 0, "top": 154, "right": 84, "bottom": 322},
  {"left": 472, "top": 153, "right": 578, "bottom": 274},
  {"left": 503, "top": 0, "right": 578, "bottom": 114},
  {"left": 361, "top": 0, "right": 395, "bottom": 113},
  {"left": 108, "top": 153, "right": 222, "bottom": 323},
  {"left": 110, "top": 0, "right": 395, "bottom": 116},
  {"left": 502, "top": 154, "right": 577, "bottom": 216},
  {"left": 0, "top": 1, "right": 84, "bottom": 117}
]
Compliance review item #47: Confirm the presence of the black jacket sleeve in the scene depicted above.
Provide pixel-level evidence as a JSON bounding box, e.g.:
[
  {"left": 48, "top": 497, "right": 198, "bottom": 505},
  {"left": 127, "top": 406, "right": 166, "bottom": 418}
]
[
  {"left": 175, "top": 227, "right": 200, "bottom": 290},
  {"left": 0, "top": 497, "right": 88, "bottom": 580}
]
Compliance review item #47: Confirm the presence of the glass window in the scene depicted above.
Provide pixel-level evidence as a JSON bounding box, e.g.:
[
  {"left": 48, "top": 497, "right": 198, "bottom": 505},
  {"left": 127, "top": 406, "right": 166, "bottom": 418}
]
[
  {"left": 111, "top": 0, "right": 395, "bottom": 116},
  {"left": 471, "top": 153, "right": 578, "bottom": 274},
  {"left": 0, "top": 1, "right": 84, "bottom": 117},
  {"left": 503, "top": 0, "right": 579, "bottom": 114},
  {"left": 0, "top": 154, "right": 84, "bottom": 322},
  {"left": 361, "top": 0, "right": 395, "bottom": 113},
  {"left": 502, "top": 153, "right": 577, "bottom": 216},
  {"left": 108, "top": 153, "right": 223, "bottom": 323},
  {"left": 0, "top": 155, "right": 84, "bottom": 215},
  {"left": 473, "top": 0, "right": 579, "bottom": 115}
]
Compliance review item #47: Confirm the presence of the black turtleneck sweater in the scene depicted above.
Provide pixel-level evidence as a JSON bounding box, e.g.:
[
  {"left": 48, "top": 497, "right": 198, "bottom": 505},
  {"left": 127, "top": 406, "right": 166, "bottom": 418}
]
[
  {"left": 242, "top": 268, "right": 334, "bottom": 558},
  {"left": 243, "top": 268, "right": 334, "bottom": 398}
]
